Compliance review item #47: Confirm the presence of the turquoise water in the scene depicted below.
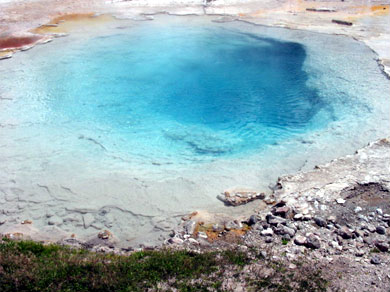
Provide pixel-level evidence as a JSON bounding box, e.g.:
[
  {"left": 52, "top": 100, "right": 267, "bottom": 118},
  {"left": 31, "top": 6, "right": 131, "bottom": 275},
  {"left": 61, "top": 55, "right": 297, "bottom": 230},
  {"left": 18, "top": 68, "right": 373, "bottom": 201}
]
[
  {"left": 0, "top": 16, "right": 389, "bottom": 245},
  {"left": 34, "top": 25, "right": 332, "bottom": 160}
]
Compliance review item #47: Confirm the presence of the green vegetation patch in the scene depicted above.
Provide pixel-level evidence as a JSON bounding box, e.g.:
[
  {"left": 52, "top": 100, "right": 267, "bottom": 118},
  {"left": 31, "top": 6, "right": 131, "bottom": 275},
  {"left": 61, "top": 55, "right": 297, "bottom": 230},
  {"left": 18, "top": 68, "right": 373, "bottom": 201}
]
[{"left": 0, "top": 239, "right": 329, "bottom": 292}]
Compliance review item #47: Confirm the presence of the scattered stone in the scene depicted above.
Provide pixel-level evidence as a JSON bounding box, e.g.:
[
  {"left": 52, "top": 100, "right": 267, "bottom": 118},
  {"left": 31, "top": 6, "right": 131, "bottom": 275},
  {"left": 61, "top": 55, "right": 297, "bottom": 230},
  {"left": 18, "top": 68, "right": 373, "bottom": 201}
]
[
  {"left": 314, "top": 217, "right": 327, "bottom": 227},
  {"left": 273, "top": 206, "right": 290, "bottom": 218},
  {"left": 260, "top": 228, "right": 274, "bottom": 237},
  {"left": 371, "top": 255, "right": 382, "bottom": 265},
  {"left": 266, "top": 214, "right": 286, "bottom": 226},
  {"left": 169, "top": 237, "right": 184, "bottom": 245},
  {"left": 98, "top": 230, "right": 112, "bottom": 240},
  {"left": 184, "top": 220, "right": 196, "bottom": 234},
  {"left": 376, "top": 208, "right": 383, "bottom": 215},
  {"left": 354, "top": 206, "right": 363, "bottom": 213},
  {"left": 355, "top": 249, "right": 365, "bottom": 257},
  {"left": 220, "top": 189, "right": 265, "bottom": 206},
  {"left": 332, "top": 19, "right": 353, "bottom": 26},
  {"left": 248, "top": 215, "right": 258, "bottom": 226},
  {"left": 375, "top": 241, "right": 389, "bottom": 252},
  {"left": 265, "top": 237, "right": 273, "bottom": 243},
  {"left": 336, "top": 198, "right": 346, "bottom": 204},
  {"left": 327, "top": 215, "right": 337, "bottom": 223},
  {"left": 21, "top": 219, "right": 32, "bottom": 224},
  {"left": 376, "top": 226, "right": 386, "bottom": 235},
  {"left": 277, "top": 225, "right": 296, "bottom": 237},
  {"left": 197, "top": 231, "right": 208, "bottom": 239},
  {"left": 366, "top": 224, "right": 376, "bottom": 233},
  {"left": 294, "top": 235, "right": 307, "bottom": 246},
  {"left": 337, "top": 226, "right": 353, "bottom": 239},
  {"left": 305, "top": 234, "right": 321, "bottom": 249},
  {"left": 225, "top": 220, "right": 243, "bottom": 231},
  {"left": 294, "top": 213, "right": 303, "bottom": 220}
]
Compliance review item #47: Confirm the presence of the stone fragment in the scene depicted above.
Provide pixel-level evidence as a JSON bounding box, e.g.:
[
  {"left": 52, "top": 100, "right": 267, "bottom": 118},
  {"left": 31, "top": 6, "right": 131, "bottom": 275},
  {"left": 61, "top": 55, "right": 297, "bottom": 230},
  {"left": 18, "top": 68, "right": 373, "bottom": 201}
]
[
  {"left": 260, "top": 228, "right": 274, "bottom": 236},
  {"left": 197, "top": 231, "right": 208, "bottom": 239},
  {"left": 354, "top": 206, "right": 363, "bottom": 213},
  {"left": 266, "top": 214, "right": 286, "bottom": 226},
  {"left": 314, "top": 217, "right": 327, "bottom": 227},
  {"left": 220, "top": 189, "right": 265, "bottom": 206},
  {"left": 21, "top": 219, "right": 32, "bottom": 224},
  {"left": 305, "top": 234, "right": 321, "bottom": 249},
  {"left": 376, "top": 226, "right": 386, "bottom": 235},
  {"left": 183, "top": 220, "right": 196, "bottom": 234},
  {"left": 371, "top": 255, "right": 381, "bottom": 265},
  {"left": 375, "top": 241, "right": 389, "bottom": 252},
  {"left": 337, "top": 226, "right": 353, "bottom": 239},
  {"left": 376, "top": 208, "right": 383, "bottom": 215},
  {"left": 248, "top": 215, "right": 258, "bottom": 226},
  {"left": 327, "top": 215, "right": 337, "bottom": 223},
  {"left": 355, "top": 250, "right": 365, "bottom": 257},
  {"left": 294, "top": 214, "right": 303, "bottom": 221},
  {"left": 169, "top": 237, "right": 184, "bottom": 245},
  {"left": 225, "top": 220, "right": 243, "bottom": 231},
  {"left": 336, "top": 198, "right": 346, "bottom": 204},
  {"left": 265, "top": 237, "right": 273, "bottom": 243},
  {"left": 277, "top": 225, "right": 296, "bottom": 237},
  {"left": 273, "top": 206, "right": 290, "bottom": 218},
  {"left": 366, "top": 224, "right": 376, "bottom": 233},
  {"left": 294, "top": 235, "right": 307, "bottom": 246},
  {"left": 98, "top": 230, "right": 112, "bottom": 240}
]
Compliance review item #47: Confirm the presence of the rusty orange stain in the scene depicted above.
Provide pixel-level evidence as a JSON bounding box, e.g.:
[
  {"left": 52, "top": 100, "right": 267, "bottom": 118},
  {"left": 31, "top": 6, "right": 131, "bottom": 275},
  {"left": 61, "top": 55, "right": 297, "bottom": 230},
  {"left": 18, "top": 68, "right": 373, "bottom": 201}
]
[
  {"left": 31, "top": 13, "right": 114, "bottom": 35},
  {"left": 0, "top": 35, "right": 41, "bottom": 50}
]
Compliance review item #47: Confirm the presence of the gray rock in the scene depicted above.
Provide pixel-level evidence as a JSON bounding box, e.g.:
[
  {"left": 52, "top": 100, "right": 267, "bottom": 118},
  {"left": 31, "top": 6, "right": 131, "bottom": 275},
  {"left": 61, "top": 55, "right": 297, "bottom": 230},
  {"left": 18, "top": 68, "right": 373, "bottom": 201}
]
[
  {"left": 184, "top": 220, "right": 196, "bottom": 234},
  {"left": 248, "top": 215, "right": 258, "bottom": 226},
  {"left": 279, "top": 226, "right": 296, "bottom": 237},
  {"left": 367, "top": 224, "right": 376, "bottom": 233},
  {"left": 337, "top": 226, "right": 353, "bottom": 239},
  {"left": 265, "top": 237, "right": 273, "bottom": 243},
  {"left": 376, "top": 226, "right": 386, "bottom": 235},
  {"left": 305, "top": 234, "right": 321, "bottom": 249},
  {"left": 371, "top": 255, "right": 382, "bottom": 265},
  {"left": 314, "top": 217, "right": 327, "bottom": 227},
  {"left": 169, "top": 237, "right": 184, "bottom": 245},
  {"left": 294, "top": 235, "right": 307, "bottom": 246},
  {"left": 327, "top": 215, "right": 337, "bottom": 223},
  {"left": 266, "top": 214, "right": 286, "bottom": 226},
  {"left": 225, "top": 220, "right": 243, "bottom": 231},
  {"left": 294, "top": 214, "right": 303, "bottom": 220},
  {"left": 273, "top": 206, "right": 290, "bottom": 218},
  {"left": 261, "top": 228, "right": 274, "bottom": 236},
  {"left": 375, "top": 241, "right": 389, "bottom": 252}
]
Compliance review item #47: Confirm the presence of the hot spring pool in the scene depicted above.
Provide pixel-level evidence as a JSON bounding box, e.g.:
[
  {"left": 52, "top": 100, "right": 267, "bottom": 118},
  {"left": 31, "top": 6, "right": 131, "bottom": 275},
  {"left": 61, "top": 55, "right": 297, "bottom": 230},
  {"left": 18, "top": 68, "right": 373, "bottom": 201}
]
[{"left": 0, "top": 15, "right": 389, "bottom": 246}]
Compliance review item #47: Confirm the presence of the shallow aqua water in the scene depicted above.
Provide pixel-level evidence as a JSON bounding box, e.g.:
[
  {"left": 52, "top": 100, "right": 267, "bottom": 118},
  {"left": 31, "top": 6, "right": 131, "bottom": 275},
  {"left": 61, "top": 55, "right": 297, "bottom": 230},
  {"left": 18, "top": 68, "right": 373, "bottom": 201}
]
[{"left": 0, "top": 16, "right": 389, "bottom": 245}]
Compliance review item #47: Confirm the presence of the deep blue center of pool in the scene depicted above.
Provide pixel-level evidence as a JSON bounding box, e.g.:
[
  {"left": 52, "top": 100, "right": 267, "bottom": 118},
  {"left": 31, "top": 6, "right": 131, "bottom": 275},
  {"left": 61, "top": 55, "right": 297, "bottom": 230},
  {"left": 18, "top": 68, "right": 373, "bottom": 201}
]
[{"left": 43, "top": 26, "right": 330, "bottom": 159}]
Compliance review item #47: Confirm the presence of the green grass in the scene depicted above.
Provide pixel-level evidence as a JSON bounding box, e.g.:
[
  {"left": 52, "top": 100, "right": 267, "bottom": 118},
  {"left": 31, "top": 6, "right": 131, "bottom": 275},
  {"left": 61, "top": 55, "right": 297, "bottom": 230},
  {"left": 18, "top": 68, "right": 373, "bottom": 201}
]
[{"left": 0, "top": 239, "right": 330, "bottom": 292}]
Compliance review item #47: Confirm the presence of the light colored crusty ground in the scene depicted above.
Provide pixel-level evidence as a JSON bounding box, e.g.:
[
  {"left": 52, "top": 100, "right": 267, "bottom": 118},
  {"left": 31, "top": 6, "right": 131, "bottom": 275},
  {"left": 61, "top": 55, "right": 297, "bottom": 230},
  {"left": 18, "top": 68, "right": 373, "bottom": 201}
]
[{"left": 1, "top": 0, "right": 389, "bottom": 76}]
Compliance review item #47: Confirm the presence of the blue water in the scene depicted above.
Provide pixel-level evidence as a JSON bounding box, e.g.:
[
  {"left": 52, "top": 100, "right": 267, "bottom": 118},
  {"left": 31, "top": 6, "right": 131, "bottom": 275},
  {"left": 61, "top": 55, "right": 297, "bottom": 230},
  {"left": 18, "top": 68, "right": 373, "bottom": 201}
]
[{"left": 38, "top": 25, "right": 332, "bottom": 160}]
